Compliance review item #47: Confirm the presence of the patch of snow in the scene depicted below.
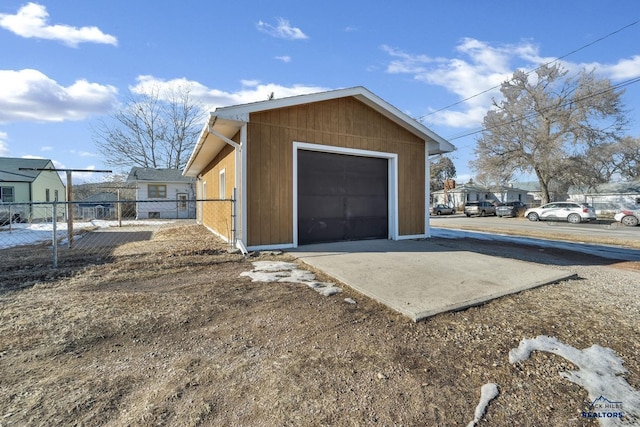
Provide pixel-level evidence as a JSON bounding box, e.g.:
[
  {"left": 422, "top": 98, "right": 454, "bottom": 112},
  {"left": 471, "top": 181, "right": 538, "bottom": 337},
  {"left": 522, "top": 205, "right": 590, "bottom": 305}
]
[
  {"left": 0, "top": 220, "right": 172, "bottom": 249},
  {"left": 466, "top": 383, "right": 499, "bottom": 427},
  {"left": 509, "top": 336, "right": 640, "bottom": 426},
  {"left": 241, "top": 261, "right": 342, "bottom": 297}
]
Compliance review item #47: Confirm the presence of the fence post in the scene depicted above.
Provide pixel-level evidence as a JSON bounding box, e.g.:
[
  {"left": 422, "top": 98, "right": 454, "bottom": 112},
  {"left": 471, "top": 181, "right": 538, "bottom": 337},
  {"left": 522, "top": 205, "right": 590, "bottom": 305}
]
[
  {"left": 8, "top": 204, "right": 12, "bottom": 232},
  {"left": 52, "top": 202, "right": 58, "bottom": 269}
]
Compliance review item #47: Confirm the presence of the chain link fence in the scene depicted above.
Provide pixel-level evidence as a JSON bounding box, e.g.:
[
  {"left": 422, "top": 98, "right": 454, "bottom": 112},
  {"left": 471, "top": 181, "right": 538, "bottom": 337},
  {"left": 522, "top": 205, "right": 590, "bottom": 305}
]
[{"left": 0, "top": 199, "right": 234, "bottom": 270}]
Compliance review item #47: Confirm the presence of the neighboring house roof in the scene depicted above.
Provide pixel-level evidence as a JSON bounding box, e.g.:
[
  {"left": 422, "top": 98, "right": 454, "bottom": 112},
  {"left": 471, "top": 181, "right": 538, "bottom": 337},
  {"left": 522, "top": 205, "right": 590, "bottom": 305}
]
[
  {"left": 127, "top": 167, "right": 195, "bottom": 183},
  {"left": 77, "top": 192, "right": 118, "bottom": 203},
  {"left": 432, "top": 184, "right": 502, "bottom": 194},
  {"left": 568, "top": 181, "right": 640, "bottom": 195},
  {"left": 184, "top": 86, "right": 455, "bottom": 177},
  {"left": 0, "top": 157, "right": 55, "bottom": 183}
]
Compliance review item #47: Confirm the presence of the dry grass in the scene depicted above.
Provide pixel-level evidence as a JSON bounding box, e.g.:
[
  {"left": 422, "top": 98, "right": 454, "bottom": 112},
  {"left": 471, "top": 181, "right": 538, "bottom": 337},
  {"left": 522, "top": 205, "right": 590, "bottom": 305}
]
[{"left": 1, "top": 223, "right": 638, "bottom": 426}]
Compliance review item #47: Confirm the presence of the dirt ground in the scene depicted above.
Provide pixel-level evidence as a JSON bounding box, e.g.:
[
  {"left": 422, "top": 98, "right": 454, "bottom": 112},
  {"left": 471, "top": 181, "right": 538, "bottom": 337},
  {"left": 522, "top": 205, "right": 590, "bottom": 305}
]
[{"left": 1, "top": 223, "right": 639, "bottom": 426}]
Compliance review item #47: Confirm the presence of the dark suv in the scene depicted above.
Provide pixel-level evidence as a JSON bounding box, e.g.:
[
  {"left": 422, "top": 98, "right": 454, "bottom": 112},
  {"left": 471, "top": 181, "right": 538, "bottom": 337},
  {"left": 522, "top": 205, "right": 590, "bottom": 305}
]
[
  {"left": 464, "top": 201, "right": 497, "bottom": 217},
  {"left": 496, "top": 201, "right": 527, "bottom": 217}
]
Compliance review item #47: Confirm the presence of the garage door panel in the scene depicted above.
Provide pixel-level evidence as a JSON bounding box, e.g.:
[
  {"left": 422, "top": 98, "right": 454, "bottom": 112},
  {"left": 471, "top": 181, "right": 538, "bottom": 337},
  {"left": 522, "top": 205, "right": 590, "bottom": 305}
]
[
  {"left": 298, "top": 195, "right": 343, "bottom": 218},
  {"left": 298, "top": 150, "right": 388, "bottom": 245}
]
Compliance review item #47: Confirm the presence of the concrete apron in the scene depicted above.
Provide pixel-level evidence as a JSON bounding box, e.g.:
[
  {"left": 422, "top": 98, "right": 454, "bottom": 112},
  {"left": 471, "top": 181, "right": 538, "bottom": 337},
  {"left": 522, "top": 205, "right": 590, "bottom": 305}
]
[{"left": 288, "top": 239, "right": 574, "bottom": 322}]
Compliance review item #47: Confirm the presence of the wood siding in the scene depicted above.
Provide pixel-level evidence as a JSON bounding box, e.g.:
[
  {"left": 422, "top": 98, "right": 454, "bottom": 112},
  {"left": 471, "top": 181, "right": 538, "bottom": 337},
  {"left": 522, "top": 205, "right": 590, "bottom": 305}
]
[
  {"left": 199, "top": 139, "right": 237, "bottom": 240},
  {"left": 246, "top": 97, "right": 426, "bottom": 247}
]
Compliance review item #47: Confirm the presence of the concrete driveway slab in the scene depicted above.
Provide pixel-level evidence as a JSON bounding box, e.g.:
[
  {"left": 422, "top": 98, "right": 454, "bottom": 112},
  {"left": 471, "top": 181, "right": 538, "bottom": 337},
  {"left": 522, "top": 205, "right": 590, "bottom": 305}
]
[{"left": 289, "top": 239, "right": 573, "bottom": 321}]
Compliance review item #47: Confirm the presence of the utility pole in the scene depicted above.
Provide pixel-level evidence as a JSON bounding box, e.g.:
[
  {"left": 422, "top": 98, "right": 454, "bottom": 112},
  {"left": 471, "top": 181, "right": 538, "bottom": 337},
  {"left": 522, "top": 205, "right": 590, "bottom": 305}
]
[{"left": 20, "top": 167, "right": 112, "bottom": 248}]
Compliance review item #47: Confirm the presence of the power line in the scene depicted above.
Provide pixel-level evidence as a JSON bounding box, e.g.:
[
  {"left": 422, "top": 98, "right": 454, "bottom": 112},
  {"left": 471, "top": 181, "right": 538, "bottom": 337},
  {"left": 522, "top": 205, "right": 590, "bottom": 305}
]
[
  {"left": 445, "top": 75, "right": 640, "bottom": 142},
  {"left": 418, "top": 19, "right": 640, "bottom": 121}
]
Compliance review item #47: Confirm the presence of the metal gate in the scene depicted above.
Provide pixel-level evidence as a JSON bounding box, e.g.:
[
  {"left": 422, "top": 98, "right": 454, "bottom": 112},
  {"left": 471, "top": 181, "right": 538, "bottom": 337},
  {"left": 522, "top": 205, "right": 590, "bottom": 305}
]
[{"left": 297, "top": 150, "right": 388, "bottom": 245}]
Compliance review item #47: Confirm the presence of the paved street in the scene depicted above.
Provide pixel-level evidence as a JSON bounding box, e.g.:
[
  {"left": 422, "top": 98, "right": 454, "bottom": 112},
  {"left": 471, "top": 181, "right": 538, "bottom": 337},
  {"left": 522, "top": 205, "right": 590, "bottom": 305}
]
[{"left": 429, "top": 213, "right": 640, "bottom": 245}]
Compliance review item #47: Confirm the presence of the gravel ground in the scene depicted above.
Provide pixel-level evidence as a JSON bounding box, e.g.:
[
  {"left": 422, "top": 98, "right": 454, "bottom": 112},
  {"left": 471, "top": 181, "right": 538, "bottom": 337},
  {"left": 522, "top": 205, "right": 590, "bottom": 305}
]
[{"left": 0, "top": 223, "right": 639, "bottom": 426}]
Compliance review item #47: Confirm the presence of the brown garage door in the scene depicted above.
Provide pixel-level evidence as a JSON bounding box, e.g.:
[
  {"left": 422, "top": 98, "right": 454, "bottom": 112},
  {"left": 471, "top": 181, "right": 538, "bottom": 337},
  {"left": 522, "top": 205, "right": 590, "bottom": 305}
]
[{"left": 298, "top": 150, "right": 388, "bottom": 245}]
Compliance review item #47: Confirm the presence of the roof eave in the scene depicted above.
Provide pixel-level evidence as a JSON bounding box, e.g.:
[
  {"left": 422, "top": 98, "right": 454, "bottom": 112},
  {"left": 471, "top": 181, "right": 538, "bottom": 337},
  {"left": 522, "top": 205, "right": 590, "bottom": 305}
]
[{"left": 183, "top": 114, "right": 244, "bottom": 177}]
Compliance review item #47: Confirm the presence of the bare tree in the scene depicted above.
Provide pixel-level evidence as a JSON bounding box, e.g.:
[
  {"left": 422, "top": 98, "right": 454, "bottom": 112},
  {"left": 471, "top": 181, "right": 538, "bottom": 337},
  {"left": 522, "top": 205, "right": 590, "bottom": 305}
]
[
  {"left": 611, "top": 136, "right": 640, "bottom": 180},
  {"left": 473, "top": 64, "right": 628, "bottom": 204},
  {"left": 430, "top": 155, "right": 456, "bottom": 191},
  {"left": 93, "top": 83, "right": 205, "bottom": 170}
]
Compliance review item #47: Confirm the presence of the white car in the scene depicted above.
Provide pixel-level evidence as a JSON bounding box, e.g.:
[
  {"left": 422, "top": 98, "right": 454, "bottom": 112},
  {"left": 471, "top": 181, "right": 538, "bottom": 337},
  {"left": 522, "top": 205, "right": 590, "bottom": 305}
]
[
  {"left": 614, "top": 209, "right": 640, "bottom": 226},
  {"left": 525, "top": 202, "right": 596, "bottom": 224}
]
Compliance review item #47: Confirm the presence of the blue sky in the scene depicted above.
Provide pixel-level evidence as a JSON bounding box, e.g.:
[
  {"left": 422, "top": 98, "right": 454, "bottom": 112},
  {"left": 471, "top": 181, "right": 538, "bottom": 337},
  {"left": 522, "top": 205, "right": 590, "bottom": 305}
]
[{"left": 1, "top": 1, "right": 639, "bottom": 183}]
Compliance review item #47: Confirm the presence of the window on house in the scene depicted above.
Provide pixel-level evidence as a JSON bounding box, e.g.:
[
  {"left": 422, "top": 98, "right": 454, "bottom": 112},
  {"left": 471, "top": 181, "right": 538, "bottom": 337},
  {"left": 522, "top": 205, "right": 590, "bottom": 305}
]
[
  {"left": 177, "top": 193, "right": 187, "bottom": 210},
  {"left": 54, "top": 190, "right": 59, "bottom": 202},
  {"left": 45, "top": 189, "right": 50, "bottom": 202},
  {"left": 148, "top": 184, "right": 167, "bottom": 198},
  {"left": 219, "top": 169, "right": 226, "bottom": 199},
  {"left": 0, "top": 186, "right": 14, "bottom": 202}
]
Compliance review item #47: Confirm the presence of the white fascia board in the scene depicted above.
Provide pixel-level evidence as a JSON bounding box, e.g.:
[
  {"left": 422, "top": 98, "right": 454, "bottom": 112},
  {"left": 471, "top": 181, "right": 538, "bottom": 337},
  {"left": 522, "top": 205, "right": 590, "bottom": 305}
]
[
  {"left": 213, "top": 86, "right": 454, "bottom": 154},
  {"left": 183, "top": 115, "right": 215, "bottom": 176}
]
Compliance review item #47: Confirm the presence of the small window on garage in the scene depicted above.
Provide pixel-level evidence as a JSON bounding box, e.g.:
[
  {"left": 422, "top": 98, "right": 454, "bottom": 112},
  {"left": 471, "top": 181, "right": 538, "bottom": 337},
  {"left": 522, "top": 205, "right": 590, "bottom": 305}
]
[{"left": 219, "top": 169, "right": 226, "bottom": 199}]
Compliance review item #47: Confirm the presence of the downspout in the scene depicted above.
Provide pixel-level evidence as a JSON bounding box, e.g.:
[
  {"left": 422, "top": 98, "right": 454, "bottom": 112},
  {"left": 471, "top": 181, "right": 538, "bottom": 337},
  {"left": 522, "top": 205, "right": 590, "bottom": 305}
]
[
  {"left": 240, "top": 124, "right": 248, "bottom": 254},
  {"left": 425, "top": 142, "right": 431, "bottom": 238},
  {"left": 207, "top": 125, "right": 248, "bottom": 256}
]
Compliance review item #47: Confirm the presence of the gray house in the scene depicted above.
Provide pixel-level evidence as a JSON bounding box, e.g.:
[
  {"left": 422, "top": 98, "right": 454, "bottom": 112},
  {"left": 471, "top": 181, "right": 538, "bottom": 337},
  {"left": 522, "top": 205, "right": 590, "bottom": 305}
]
[
  {"left": 568, "top": 181, "right": 640, "bottom": 215},
  {"left": 126, "top": 168, "right": 196, "bottom": 219},
  {"left": 75, "top": 192, "right": 118, "bottom": 220}
]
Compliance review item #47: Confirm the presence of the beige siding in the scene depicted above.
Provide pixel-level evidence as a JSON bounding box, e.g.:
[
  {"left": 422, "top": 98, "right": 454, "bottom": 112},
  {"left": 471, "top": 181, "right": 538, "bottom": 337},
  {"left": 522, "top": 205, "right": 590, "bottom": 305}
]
[
  {"left": 246, "top": 97, "right": 425, "bottom": 247},
  {"left": 199, "top": 140, "right": 237, "bottom": 240}
]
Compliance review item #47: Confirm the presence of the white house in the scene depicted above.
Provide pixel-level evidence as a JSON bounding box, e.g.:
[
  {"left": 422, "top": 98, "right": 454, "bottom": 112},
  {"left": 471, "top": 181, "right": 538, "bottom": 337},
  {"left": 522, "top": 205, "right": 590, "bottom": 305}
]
[
  {"left": 431, "top": 183, "right": 528, "bottom": 209},
  {"left": 567, "top": 181, "right": 640, "bottom": 215},
  {"left": 126, "top": 168, "right": 196, "bottom": 219}
]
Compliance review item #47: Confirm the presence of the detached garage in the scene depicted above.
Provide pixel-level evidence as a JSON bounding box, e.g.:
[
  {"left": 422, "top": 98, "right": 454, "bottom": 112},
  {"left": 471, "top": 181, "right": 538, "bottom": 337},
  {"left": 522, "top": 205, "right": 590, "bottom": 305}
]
[{"left": 182, "top": 86, "right": 454, "bottom": 251}]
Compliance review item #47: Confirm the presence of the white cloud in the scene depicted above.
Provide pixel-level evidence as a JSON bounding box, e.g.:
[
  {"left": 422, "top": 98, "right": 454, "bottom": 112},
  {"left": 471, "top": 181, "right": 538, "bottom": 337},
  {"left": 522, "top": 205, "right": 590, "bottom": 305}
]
[
  {"left": 0, "top": 131, "right": 9, "bottom": 156},
  {"left": 0, "top": 69, "right": 119, "bottom": 124},
  {"left": 130, "top": 75, "right": 330, "bottom": 110},
  {"left": 0, "top": 2, "right": 117, "bottom": 47},
  {"left": 40, "top": 146, "right": 53, "bottom": 151},
  {"left": 581, "top": 55, "right": 640, "bottom": 80},
  {"left": 384, "top": 38, "right": 640, "bottom": 130},
  {"left": 275, "top": 55, "right": 292, "bottom": 63},
  {"left": 69, "top": 149, "right": 98, "bottom": 157},
  {"left": 256, "top": 18, "right": 308, "bottom": 40}
]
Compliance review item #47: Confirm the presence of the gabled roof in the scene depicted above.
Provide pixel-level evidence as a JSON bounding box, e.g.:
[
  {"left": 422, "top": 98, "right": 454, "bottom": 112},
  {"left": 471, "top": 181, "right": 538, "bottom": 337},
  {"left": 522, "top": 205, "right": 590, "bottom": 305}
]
[
  {"left": 432, "top": 183, "right": 530, "bottom": 194},
  {"left": 127, "top": 167, "right": 195, "bottom": 183},
  {"left": 184, "top": 86, "right": 455, "bottom": 177},
  {"left": 0, "top": 157, "right": 55, "bottom": 183},
  {"left": 568, "top": 180, "right": 640, "bottom": 195}
]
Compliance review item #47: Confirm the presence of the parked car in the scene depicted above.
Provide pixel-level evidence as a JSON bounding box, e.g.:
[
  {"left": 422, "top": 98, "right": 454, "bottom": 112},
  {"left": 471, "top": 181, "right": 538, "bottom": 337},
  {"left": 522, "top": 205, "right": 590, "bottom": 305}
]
[
  {"left": 430, "top": 204, "right": 455, "bottom": 215},
  {"left": 525, "top": 202, "right": 596, "bottom": 223},
  {"left": 496, "top": 201, "right": 527, "bottom": 217},
  {"left": 614, "top": 209, "right": 640, "bottom": 226},
  {"left": 464, "top": 201, "right": 497, "bottom": 217}
]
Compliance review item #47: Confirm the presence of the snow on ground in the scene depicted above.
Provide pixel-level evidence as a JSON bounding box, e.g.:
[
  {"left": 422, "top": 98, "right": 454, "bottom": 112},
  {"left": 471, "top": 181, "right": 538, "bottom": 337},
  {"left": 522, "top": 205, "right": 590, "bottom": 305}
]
[
  {"left": 509, "top": 336, "right": 640, "bottom": 426},
  {"left": 0, "top": 220, "right": 172, "bottom": 249},
  {"left": 241, "top": 261, "right": 342, "bottom": 296},
  {"left": 466, "top": 383, "right": 500, "bottom": 427}
]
